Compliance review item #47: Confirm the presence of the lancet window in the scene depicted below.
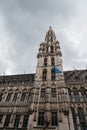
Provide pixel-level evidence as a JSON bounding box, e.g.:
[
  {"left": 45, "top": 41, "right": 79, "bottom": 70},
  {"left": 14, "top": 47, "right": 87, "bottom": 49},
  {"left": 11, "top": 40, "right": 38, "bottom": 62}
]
[
  {"left": 41, "top": 88, "right": 46, "bottom": 98},
  {"left": 51, "top": 57, "right": 55, "bottom": 66},
  {"left": 71, "top": 108, "right": 78, "bottom": 130},
  {"left": 78, "top": 108, "right": 87, "bottom": 130},
  {"left": 22, "top": 114, "right": 29, "bottom": 128},
  {"left": 51, "top": 46, "right": 53, "bottom": 53},
  {"left": 38, "top": 112, "right": 44, "bottom": 125},
  {"left": 42, "top": 69, "right": 47, "bottom": 81},
  {"left": 21, "top": 93, "right": 26, "bottom": 101},
  {"left": 44, "top": 57, "right": 47, "bottom": 66},
  {"left": 51, "top": 68, "right": 55, "bottom": 81},
  {"left": 73, "top": 88, "right": 79, "bottom": 102},
  {"left": 0, "top": 94, "right": 2, "bottom": 102},
  {"left": 51, "top": 88, "right": 56, "bottom": 98},
  {"left": 0, "top": 114, "right": 3, "bottom": 123},
  {"left": 4, "top": 114, "right": 11, "bottom": 127},
  {"left": 6, "top": 93, "right": 12, "bottom": 102},
  {"left": 68, "top": 88, "right": 72, "bottom": 101},
  {"left": 12, "top": 93, "right": 18, "bottom": 102},
  {"left": 14, "top": 114, "right": 20, "bottom": 128},
  {"left": 80, "top": 88, "right": 86, "bottom": 102},
  {"left": 51, "top": 112, "right": 58, "bottom": 126}
]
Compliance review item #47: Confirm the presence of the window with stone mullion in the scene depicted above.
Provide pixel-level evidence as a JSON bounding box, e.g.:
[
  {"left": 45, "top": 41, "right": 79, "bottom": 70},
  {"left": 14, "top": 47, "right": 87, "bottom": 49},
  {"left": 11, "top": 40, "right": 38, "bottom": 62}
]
[
  {"left": 51, "top": 57, "right": 55, "bottom": 66},
  {"left": 6, "top": 93, "right": 12, "bottom": 102},
  {"left": 42, "top": 69, "right": 47, "bottom": 81},
  {"left": 78, "top": 108, "right": 87, "bottom": 130},
  {"left": 0, "top": 114, "right": 3, "bottom": 123},
  {"left": 0, "top": 94, "right": 2, "bottom": 102},
  {"left": 51, "top": 69, "right": 55, "bottom": 81},
  {"left": 51, "top": 112, "right": 58, "bottom": 126},
  {"left": 22, "top": 114, "right": 29, "bottom": 128},
  {"left": 21, "top": 93, "right": 26, "bottom": 101},
  {"left": 41, "top": 88, "right": 46, "bottom": 98},
  {"left": 38, "top": 112, "right": 44, "bottom": 125},
  {"left": 51, "top": 88, "right": 56, "bottom": 98},
  {"left": 14, "top": 114, "right": 20, "bottom": 128},
  {"left": 73, "top": 90, "right": 79, "bottom": 102},
  {"left": 12, "top": 93, "right": 18, "bottom": 102},
  {"left": 4, "top": 114, "right": 11, "bottom": 127},
  {"left": 80, "top": 89, "right": 86, "bottom": 102},
  {"left": 44, "top": 57, "right": 47, "bottom": 66},
  {"left": 71, "top": 108, "right": 78, "bottom": 130},
  {"left": 68, "top": 88, "right": 72, "bottom": 102}
]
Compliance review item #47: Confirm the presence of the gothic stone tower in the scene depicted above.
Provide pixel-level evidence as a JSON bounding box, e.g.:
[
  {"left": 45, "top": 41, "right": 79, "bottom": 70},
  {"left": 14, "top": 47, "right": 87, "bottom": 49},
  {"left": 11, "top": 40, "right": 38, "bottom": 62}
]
[{"left": 29, "top": 27, "right": 74, "bottom": 130}]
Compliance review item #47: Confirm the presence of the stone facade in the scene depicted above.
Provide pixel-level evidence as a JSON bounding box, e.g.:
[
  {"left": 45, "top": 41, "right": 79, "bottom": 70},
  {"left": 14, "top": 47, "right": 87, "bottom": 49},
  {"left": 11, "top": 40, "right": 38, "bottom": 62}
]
[{"left": 0, "top": 27, "right": 87, "bottom": 130}]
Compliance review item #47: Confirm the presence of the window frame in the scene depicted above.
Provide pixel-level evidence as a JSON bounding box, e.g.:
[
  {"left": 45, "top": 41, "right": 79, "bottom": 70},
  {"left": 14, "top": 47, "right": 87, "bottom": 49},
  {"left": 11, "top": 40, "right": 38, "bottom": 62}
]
[
  {"left": 44, "top": 57, "right": 47, "bottom": 66},
  {"left": 38, "top": 112, "right": 44, "bottom": 126},
  {"left": 21, "top": 93, "right": 26, "bottom": 101},
  {"left": 51, "top": 88, "right": 56, "bottom": 98},
  {"left": 22, "top": 114, "right": 29, "bottom": 128},
  {"left": 4, "top": 114, "right": 11, "bottom": 127},
  {"left": 6, "top": 93, "right": 12, "bottom": 102},
  {"left": 41, "top": 88, "right": 46, "bottom": 98},
  {"left": 14, "top": 114, "right": 21, "bottom": 128},
  {"left": 51, "top": 112, "right": 58, "bottom": 126},
  {"left": 12, "top": 93, "right": 18, "bottom": 102}
]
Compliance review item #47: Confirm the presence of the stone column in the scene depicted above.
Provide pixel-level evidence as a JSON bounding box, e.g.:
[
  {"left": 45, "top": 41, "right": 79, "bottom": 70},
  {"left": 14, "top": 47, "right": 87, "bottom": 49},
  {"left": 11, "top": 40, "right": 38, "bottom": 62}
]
[
  {"left": 71, "top": 92, "right": 74, "bottom": 102},
  {"left": 1, "top": 115, "right": 6, "bottom": 127},
  {"left": 78, "top": 91, "right": 82, "bottom": 102},
  {"left": 19, "top": 115, "right": 23, "bottom": 128}
]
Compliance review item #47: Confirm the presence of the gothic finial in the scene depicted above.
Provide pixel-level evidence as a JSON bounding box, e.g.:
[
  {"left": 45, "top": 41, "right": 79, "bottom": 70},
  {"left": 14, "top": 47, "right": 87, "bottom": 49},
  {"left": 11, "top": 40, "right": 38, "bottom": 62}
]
[
  {"left": 45, "top": 26, "right": 56, "bottom": 42},
  {"left": 49, "top": 26, "right": 52, "bottom": 30}
]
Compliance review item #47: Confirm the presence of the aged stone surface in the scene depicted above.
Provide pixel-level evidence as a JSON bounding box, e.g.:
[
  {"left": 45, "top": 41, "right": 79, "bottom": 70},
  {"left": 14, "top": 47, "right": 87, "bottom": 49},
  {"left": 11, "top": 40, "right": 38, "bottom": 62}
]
[{"left": 0, "top": 27, "right": 87, "bottom": 130}]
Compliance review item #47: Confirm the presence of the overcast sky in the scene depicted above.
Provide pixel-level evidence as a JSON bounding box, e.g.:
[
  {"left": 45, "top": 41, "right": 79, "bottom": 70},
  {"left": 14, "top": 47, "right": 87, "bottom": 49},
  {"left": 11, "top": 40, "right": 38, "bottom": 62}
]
[{"left": 0, "top": 0, "right": 87, "bottom": 75}]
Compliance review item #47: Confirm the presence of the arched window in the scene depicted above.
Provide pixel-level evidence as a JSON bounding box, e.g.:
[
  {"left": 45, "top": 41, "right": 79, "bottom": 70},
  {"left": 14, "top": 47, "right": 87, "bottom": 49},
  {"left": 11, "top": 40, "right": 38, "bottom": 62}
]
[
  {"left": 0, "top": 89, "right": 5, "bottom": 102},
  {"left": 42, "top": 69, "right": 47, "bottom": 81},
  {"left": 80, "top": 87, "right": 86, "bottom": 102},
  {"left": 46, "top": 46, "right": 48, "bottom": 53},
  {"left": 21, "top": 93, "right": 27, "bottom": 102},
  {"left": 71, "top": 108, "right": 78, "bottom": 130},
  {"left": 0, "top": 93, "right": 3, "bottom": 102},
  {"left": 78, "top": 108, "right": 87, "bottom": 130},
  {"left": 6, "top": 92, "right": 13, "bottom": 102},
  {"left": 51, "top": 112, "right": 58, "bottom": 126},
  {"left": 51, "top": 46, "right": 53, "bottom": 53},
  {"left": 12, "top": 89, "right": 19, "bottom": 102},
  {"left": 51, "top": 57, "right": 55, "bottom": 66},
  {"left": 13, "top": 93, "right": 18, "bottom": 102},
  {"left": 38, "top": 112, "right": 44, "bottom": 125},
  {"left": 73, "top": 88, "right": 79, "bottom": 102},
  {"left": 4, "top": 114, "right": 11, "bottom": 127},
  {"left": 44, "top": 57, "right": 47, "bottom": 66},
  {"left": 68, "top": 88, "right": 72, "bottom": 102},
  {"left": 41, "top": 88, "right": 46, "bottom": 98},
  {"left": 14, "top": 114, "right": 21, "bottom": 128},
  {"left": 51, "top": 88, "right": 56, "bottom": 98},
  {"left": 51, "top": 36, "right": 53, "bottom": 42},
  {"left": 22, "top": 114, "right": 29, "bottom": 128},
  {"left": 51, "top": 68, "right": 55, "bottom": 81}
]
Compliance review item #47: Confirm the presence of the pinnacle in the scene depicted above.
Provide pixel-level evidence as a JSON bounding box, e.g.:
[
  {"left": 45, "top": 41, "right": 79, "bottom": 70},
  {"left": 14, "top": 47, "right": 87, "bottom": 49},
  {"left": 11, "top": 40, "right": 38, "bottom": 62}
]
[{"left": 49, "top": 26, "right": 52, "bottom": 30}]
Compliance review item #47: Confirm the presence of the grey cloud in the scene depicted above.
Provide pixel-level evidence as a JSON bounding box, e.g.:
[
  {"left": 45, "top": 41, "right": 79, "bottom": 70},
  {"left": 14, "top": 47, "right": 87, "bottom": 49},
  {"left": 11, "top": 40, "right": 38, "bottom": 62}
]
[{"left": 0, "top": 0, "right": 87, "bottom": 74}]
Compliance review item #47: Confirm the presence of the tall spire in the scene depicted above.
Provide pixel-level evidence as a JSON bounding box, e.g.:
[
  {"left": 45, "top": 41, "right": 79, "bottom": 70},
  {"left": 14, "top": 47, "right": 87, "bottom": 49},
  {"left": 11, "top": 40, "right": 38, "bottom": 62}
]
[
  {"left": 37, "top": 26, "right": 61, "bottom": 55},
  {"left": 45, "top": 26, "right": 56, "bottom": 42}
]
